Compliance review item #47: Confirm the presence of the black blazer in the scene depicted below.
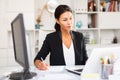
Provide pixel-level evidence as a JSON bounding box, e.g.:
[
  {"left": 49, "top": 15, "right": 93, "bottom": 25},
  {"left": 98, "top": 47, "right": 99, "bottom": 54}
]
[{"left": 34, "top": 31, "right": 88, "bottom": 65}]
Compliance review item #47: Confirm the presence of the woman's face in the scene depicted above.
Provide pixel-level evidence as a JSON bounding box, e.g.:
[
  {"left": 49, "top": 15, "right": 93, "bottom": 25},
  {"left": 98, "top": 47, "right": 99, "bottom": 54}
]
[{"left": 56, "top": 11, "right": 73, "bottom": 32}]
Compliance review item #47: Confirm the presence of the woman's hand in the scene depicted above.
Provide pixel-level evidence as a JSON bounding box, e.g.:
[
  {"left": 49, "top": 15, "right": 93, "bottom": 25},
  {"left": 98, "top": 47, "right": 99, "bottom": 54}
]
[{"left": 34, "top": 60, "right": 49, "bottom": 70}]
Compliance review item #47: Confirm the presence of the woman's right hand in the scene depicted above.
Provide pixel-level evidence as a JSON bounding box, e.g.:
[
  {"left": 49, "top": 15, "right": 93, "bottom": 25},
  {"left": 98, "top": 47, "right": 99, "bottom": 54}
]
[{"left": 34, "top": 60, "right": 49, "bottom": 70}]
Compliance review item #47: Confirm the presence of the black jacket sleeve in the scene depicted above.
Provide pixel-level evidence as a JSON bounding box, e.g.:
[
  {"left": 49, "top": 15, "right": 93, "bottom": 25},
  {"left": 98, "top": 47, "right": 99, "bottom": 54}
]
[{"left": 34, "top": 34, "right": 50, "bottom": 62}]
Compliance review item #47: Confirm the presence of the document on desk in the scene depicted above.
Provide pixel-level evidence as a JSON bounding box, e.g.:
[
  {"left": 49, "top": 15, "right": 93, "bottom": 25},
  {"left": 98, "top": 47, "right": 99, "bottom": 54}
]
[
  {"left": 46, "top": 66, "right": 65, "bottom": 72},
  {"left": 36, "top": 73, "right": 80, "bottom": 80},
  {"left": 38, "top": 73, "right": 77, "bottom": 80},
  {"left": 35, "top": 66, "right": 80, "bottom": 80}
]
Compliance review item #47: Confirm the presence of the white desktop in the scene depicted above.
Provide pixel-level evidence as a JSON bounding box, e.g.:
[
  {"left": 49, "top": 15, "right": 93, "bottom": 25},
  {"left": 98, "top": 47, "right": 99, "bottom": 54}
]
[{"left": 0, "top": 66, "right": 82, "bottom": 80}]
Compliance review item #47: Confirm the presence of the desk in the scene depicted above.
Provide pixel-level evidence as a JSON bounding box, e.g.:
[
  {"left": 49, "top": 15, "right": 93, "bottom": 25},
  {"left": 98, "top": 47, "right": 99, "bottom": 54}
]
[
  {"left": 0, "top": 66, "right": 83, "bottom": 80},
  {"left": 1, "top": 66, "right": 117, "bottom": 80}
]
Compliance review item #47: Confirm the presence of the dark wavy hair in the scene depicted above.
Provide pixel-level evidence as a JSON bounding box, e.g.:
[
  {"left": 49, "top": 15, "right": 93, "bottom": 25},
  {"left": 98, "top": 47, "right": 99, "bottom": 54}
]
[{"left": 54, "top": 5, "right": 72, "bottom": 32}]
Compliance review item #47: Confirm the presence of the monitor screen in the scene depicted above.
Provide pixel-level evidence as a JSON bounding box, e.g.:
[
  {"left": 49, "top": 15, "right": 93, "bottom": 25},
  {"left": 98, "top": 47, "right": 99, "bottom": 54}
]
[{"left": 10, "top": 13, "right": 36, "bottom": 80}]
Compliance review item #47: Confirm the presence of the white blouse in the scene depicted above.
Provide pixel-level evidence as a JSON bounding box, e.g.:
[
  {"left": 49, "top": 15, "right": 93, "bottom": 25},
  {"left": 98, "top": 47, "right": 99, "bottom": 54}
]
[{"left": 62, "top": 41, "right": 75, "bottom": 66}]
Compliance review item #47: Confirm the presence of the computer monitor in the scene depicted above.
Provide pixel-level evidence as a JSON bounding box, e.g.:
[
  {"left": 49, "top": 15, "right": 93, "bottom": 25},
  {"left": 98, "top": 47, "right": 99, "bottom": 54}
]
[{"left": 10, "top": 13, "right": 37, "bottom": 80}]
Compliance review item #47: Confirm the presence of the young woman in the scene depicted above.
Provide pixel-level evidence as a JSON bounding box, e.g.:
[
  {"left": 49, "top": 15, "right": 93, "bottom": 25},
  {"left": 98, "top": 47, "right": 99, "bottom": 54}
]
[{"left": 34, "top": 5, "right": 88, "bottom": 70}]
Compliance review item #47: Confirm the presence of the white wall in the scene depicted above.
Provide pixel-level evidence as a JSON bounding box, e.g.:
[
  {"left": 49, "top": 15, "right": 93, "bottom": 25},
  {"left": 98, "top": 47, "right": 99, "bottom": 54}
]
[
  {"left": 0, "top": 0, "right": 35, "bottom": 67},
  {"left": 0, "top": 0, "right": 8, "bottom": 49}
]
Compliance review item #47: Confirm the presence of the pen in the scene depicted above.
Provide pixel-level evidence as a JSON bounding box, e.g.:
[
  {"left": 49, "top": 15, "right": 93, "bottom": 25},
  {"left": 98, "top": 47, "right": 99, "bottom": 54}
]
[
  {"left": 41, "top": 57, "right": 44, "bottom": 62},
  {"left": 107, "top": 58, "right": 110, "bottom": 64},
  {"left": 41, "top": 57, "right": 49, "bottom": 70},
  {"left": 100, "top": 57, "right": 104, "bottom": 64},
  {"left": 105, "top": 56, "right": 109, "bottom": 64},
  {"left": 110, "top": 53, "right": 114, "bottom": 64}
]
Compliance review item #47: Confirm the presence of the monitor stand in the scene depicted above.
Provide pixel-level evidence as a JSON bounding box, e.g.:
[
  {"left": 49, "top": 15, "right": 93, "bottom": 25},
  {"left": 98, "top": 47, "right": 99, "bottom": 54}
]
[{"left": 9, "top": 70, "right": 37, "bottom": 80}]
